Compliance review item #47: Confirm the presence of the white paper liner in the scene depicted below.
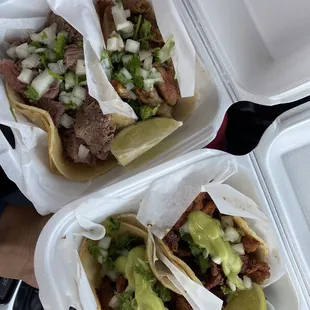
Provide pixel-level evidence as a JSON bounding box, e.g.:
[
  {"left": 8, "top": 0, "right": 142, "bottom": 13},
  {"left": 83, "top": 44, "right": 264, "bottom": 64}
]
[{"left": 137, "top": 155, "right": 285, "bottom": 289}]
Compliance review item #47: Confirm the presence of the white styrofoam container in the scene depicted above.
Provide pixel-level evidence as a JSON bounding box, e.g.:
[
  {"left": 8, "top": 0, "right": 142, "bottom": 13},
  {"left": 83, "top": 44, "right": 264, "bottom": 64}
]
[{"left": 35, "top": 102, "right": 310, "bottom": 309}]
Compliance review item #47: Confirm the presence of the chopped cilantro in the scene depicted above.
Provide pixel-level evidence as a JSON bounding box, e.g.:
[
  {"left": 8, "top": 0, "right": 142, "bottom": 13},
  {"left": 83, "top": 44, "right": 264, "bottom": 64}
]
[
  {"left": 154, "top": 35, "right": 175, "bottom": 63},
  {"left": 132, "top": 75, "right": 144, "bottom": 89},
  {"left": 24, "top": 86, "right": 39, "bottom": 102},
  {"left": 135, "top": 258, "right": 156, "bottom": 283},
  {"left": 54, "top": 33, "right": 67, "bottom": 59},
  {"left": 133, "top": 15, "right": 143, "bottom": 40},
  {"left": 221, "top": 285, "right": 233, "bottom": 296},
  {"left": 195, "top": 254, "right": 210, "bottom": 274},
  {"left": 141, "top": 40, "right": 149, "bottom": 50},
  {"left": 111, "top": 51, "right": 124, "bottom": 64},
  {"left": 140, "top": 105, "right": 159, "bottom": 121},
  {"left": 189, "top": 243, "right": 203, "bottom": 257},
  {"left": 30, "top": 41, "right": 42, "bottom": 48},
  {"left": 104, "top": 217, "right": 121, "bottom": 235},
  {"left": 65, "top": 103, "right": 77, "bottom": 110},
  {"left": 139, "top": 19, "right": 152, "bottom": 40},
  {"left": 153, "top": 282, "right": 171, "bottom": 303},
  {"left": 114, "top": 71, "right": 132, "bottom": 85},
  {"left": 88, "top": 243, "right": 101, "bottom": 259},
  {"left": 127, "top": 54, "right": 141, "bottom": 76},
  {"left": 106, "top": 256, "right": 115, "bottom": 271},
  {"left": 41, "top": 31, "right": 48, "bottom": 40},
  {"left": 39, "top": 53, "right": 48, "bottom": 68},
  {"left": 77, "top": 75, "right": 87, "bottom": 84},
  {"left": 116, "top": 291, "right": 137, "bottom": 310},
  {"left": 116, "top": 0, "right": 123, "bottom": 8},
  {"left": 116, "top": 233, "right": 142, "bottom": 251},
  {"left": 48, "top": 70, "right": 64, "bottom": 80}
]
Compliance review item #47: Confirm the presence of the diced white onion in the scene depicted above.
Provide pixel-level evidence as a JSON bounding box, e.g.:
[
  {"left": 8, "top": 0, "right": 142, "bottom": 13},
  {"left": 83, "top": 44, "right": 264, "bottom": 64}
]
[
  {"left": 243, "top": 276, "right": 252, "bottom": 289},
  {"left": 72, "top": 85, "right": 86, "bottom": 101},
  {"left": 227, "top": 280, "right": 236, "bottom": 292},
  {"left": 124, "top": 9, "right": 131, "bottom": 18},
  {"left": 129, "top": 90, "right": 136, "bottom": 100},
  {"left": 60, "top": 113, "right": 75, "bottom": 129},
  {"left": 140, "top": 68, "right": 149, "bottom": 79},
  {"left": 109, "top": 295, "right": 120, "bottom": 309},
  {"left": 117, "top": 35, "right": 125, "bottom": 50},
  {"left": 107, "top": 270, "right": 118, "bottom": 282},
  {"left": 22, "top": 54, "right": 41, "bottom": 69},
  {"left": 59, "top": 91, "right": 71, "bottom": 104},
  {"left": 34, "top": 48, "right": 47, "bottom": 53},
  {"left": 29, "top": 33, "right": 42, "bottom": 42},
  {"left": 125, "top": 285, "right": 134, "bottom": 293},
  {"left": 57, "top": 60, "right": 67, "bottom": 74},
  {"left": 120, "top": 22, "right": 134, "bottom": 39},
  {"left": 202, "top": 248, "right": 209, "bottom": 259},
  {"left": 99, "top": 236, "right": 112, "bottom": 250},
  {"left": 139, "top": 50, "right": 152, "bottom": 61},
  {"left": 117, "top": 21, "right": 132, "bottom": 31},
  {"left": 143, "top": 56, "right": 153, "bottom": 71},
  {"left": 112, "top": 5, "right": 127, "bottom": 29},
  {"left": 48, "top": 63, "right": 63, "bottom": 75},
  {"left": 28, "top": 46, "right": 36, "bottom": 54},
  {"left": 6, "top": 46, "right": 17, "bottom": 60},
  {"left": 232, "top": 243, "right": 245, "bottom": 255},
  {"left": 71, "top": 96, "right": 84, "bottom": 107},
  {"left": 17, "top": 68, "right": 34, "bottom": 85},
  {"left": 126, "top": 82, "right": 135, "bottom": 91},
  {"left": 212, "top": 256, "right": 222, "bottom": 265},
  {"left": 144, "top": 78, "right": 156, "bottom": 91},
  {"left": 75, "top": 59, "right": 86, "bottom": 76},
  {"left": 65, "top": 72, "right": 76, "bottom": 90},
  {"left": 31, "top": 69, "right": 54, "bottom": 96},
  {"left": 179, "top": 222, "right": 190, "bottom": 235},
  {"left": 221, "top": 216, "right": 234, "bottom": 228},
  {"left": 15, "top": 43, "right": 29, "bottom": 59},
  {"left": 120, "top": 67, "right": 132, "bottom": 80},
  {"left": 107, "top": 37, "right": 119, "bottom": 52},
  {"left": 125, "top": 39, "right": 140, "bottom": 54},
  {"left": 78, "top": 144, "right": 90, "bottom": 160},
  {"left": 100, "top": 249, "right": 108, "bottom": 259},
  {"left": 47, "top": 50, "right": 57, "bottom": 62},
  {"left": 224, "top": 227, "right": 240, "bottom": 243},
  {"left": 122, "top": 54, "right": 133, "bottom": 65},
  {"left": 101, "top": 57, "right": 112, "bottom": 81},
  {"left": 97, "top": 256, "right": 103, "bottom": 265},
  {"left": 30, "top": 23, "right": 57, "bottom": 47}
]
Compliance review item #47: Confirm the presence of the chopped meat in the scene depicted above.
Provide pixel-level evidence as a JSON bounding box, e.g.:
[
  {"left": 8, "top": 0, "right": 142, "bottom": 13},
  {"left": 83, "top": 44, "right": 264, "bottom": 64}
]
[
  {"left": 98, "top": 276, "right": 114, "bottom": 310},
  {"left": 170, "top": 294, "right": 192, "bottom": 310},
  {"left": 157, "top": 103, "right": 172, "bottom": 118},
  {"left": 242, "top": 235, "right": 261, "bottom": 254},
  {"left": 7, "top": 36, "right": 30, "bottom": 46},
  {"left": 64, "top": 44, "right": 84, "bottom": 69},
  {"left": 173, "top": 193, "right": 213, "bottom": 230},
  {"left": 74, "top": 102, "right": 116, "bottom": 161},
  {"left": 175, "top": 247, "right": 192, "bottom": 258},
  {"left": 243, "top": 257, "right": 270, "bottom": 284},
  {"left": 60, "top": 128, "right": 96, "bottom": 165},
  {"left": 153, "top": 63, "right": 180, "bottom": 106},
  {"left": 203, "top": 261, "right": 224, "bottom": 290},
  {"left": 163, "top": 230, "right": 180, "bottom": 253},
  {"left": 36, "top": 99, "right": 65, "bottom": 127},
  {"left": 102, "top": 4, "right": 116, "bottom": 43},
  {"left": 134, "top": 88, "right": 164, "bottom": 106},
  {"left": 123, "top": 0, "right": 156, "bottom": 23},
  {"left": 202, "top": 201, "right": 217, "bottom": 217},
  {"left": 46, "top": 12, "right": 82, "bottom": 43},
  {"left": 112, "top": 80, "right": 131, "bottom": 99},
  {"left": 240, "top": 255, "right": 250, "bottom": 273},
  {"left": 116, "top": 275, "right": 128, "bottom": 293},
  {"left": 41, "top": 81, "right": 60, "bottom": 100},
  {"left": 0, "top": 59, "right": 26, "bottom": 94}
]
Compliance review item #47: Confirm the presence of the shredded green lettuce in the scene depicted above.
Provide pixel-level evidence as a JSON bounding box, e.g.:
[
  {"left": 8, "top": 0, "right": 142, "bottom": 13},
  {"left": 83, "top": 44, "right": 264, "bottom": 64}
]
[
  {"left": 140, "top": 105, "right": 159, "bottom": 121},
  {"left": 48, "top": 70, "right": 64, "bottom": 80},
  {"left": 54, "top": 33, "right": 67, "bottom": 59},
  {"left": 24, "top": 86, "right": 39, "bottom": 102}
]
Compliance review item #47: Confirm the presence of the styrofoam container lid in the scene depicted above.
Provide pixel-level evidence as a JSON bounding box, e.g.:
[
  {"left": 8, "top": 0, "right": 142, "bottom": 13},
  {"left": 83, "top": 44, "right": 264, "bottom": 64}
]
[
  {"left": 253, "top": 101, "right": 310, "bottom": 307},
  {"left": 35, "top": 148, "right": 303, "bottom": 310},
  {"left": 180, "top": 0, "right": 310, "bottom": 104}
]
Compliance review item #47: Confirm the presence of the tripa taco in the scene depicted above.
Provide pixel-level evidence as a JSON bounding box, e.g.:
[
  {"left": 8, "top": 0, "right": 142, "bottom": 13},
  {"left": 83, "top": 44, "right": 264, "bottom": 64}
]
[
  {"left": 80, "top": 214, "right": 194, "bottom": 309},
  {"left": 158, "top": 192, "right": 270, "bottom": 307}
]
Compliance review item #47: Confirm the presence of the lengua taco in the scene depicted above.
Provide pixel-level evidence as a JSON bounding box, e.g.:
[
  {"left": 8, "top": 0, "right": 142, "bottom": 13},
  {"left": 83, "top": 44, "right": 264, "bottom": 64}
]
[
  {"left": 158, "top": 193, "right": 271, "bottom": 307},
  {"left": 0, "top": 0, "right": 187, "bottom": 181},
  {"left": 80, "top": 214, "right": 194, "bottom": 310}
]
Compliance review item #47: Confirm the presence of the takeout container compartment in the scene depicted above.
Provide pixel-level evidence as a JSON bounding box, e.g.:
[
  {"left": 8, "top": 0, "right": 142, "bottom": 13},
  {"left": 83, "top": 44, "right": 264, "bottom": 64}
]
[{"left": 36, "top": 96, "right": 310, "bottom": 309}]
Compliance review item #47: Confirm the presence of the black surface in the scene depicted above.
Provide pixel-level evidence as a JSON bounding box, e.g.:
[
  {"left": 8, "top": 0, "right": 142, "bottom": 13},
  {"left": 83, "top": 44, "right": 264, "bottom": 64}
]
[
  {"left": 0, "top": 277, "right": 18, "bottom": 304},
  {"left": 12, "top": 282, "right": 43, "bottom": 310}
]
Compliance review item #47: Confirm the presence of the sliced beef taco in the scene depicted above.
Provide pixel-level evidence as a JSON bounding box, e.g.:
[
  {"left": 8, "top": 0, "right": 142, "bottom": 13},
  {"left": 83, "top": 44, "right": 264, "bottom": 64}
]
[
  {"left": 80, "top": 213, "right": 194, "bottom": 310},
  {"left": 0, "top": 12, "right": 118, "bottom": 181},
  {"left": 158, "top": 193, "right": 271, "bottom": 307}
]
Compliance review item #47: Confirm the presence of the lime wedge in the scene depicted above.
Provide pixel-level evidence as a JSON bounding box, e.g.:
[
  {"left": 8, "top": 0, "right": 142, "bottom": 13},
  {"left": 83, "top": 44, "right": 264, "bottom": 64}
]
[
  {"left": 111, "top": 117, "right": 182, "bottom": 166},
  {"left": 224, "top": 284, "right": 267, "bottom": 310}
]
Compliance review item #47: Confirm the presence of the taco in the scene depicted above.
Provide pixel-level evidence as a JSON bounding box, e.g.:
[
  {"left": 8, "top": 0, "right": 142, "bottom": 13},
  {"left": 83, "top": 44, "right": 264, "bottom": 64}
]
[
  {"left": 80, "top": 214, "right": 194, "bottom": 310},
  {"left": 0, "top": 12, "right": 119, "bottom": 181},
  {"left": 158, "top": 193, "right": 271, "bottom": 307}
]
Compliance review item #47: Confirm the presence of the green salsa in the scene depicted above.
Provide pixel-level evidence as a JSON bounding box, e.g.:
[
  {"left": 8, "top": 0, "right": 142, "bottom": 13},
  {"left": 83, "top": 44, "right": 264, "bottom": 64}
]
[{"left": 188, "top": 211, "right": 244, "bottom": 289}]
